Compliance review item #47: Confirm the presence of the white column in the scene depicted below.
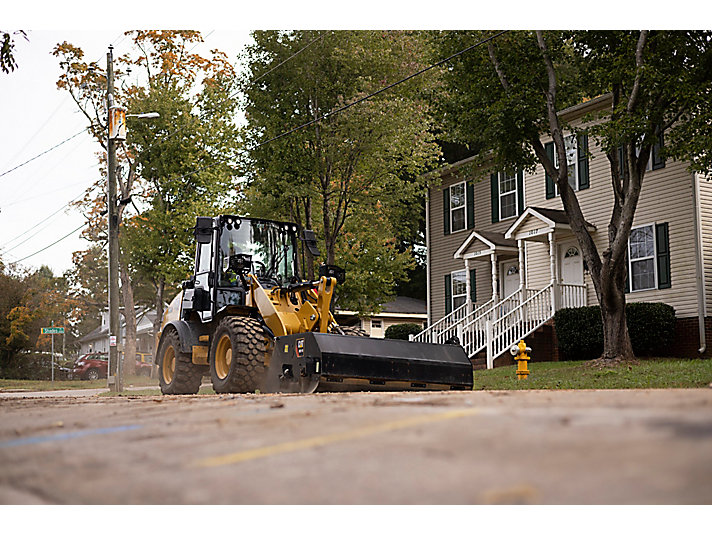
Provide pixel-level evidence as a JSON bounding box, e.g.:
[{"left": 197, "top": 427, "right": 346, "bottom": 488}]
[
  {"left": 465, "top": 258, "right": 472, "bottom": 315},
  {"left": 491, "top": 252, "right": 498, "bottom": 304},
  {"left": 548, "top": 232, "right": 558, "bottom": 312},
  {"left": 518, "top": 239, "right": 526, "bottom": 324}
]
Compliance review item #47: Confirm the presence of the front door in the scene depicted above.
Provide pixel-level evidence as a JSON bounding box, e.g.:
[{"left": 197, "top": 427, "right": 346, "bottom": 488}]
[
  {"left": 500, "top": 259, "right": 520, "bottom": 300},
  {"left": 559, "top": 241, "right": 584, "bottom": 285}
]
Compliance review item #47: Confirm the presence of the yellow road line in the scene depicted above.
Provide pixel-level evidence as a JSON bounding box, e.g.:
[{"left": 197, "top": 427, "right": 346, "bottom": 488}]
[{"left": 195, "top": 407, "right": 479, "bottom": 468}]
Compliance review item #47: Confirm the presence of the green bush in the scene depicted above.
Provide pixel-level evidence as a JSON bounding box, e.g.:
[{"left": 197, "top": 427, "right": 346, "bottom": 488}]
[
  {"left": 554, "top": 302, "right": 676, "bottom": 360},
  {"left": 0, "top": 352, "right": 73, "bottom": 380},
  {"left": 385, "top": 323, "right": 423, "bottom": 340}
]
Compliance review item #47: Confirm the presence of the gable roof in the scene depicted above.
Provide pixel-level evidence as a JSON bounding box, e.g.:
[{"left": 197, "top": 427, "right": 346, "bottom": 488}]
[
  {"left": 505, "top": 206, "right": 596, "bottom": 240},
  {"left": 454, "top": 230, "right": 518, "bottom": 259}
]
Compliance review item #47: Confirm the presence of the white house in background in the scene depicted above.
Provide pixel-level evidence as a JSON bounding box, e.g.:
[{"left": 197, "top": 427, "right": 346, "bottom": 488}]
[
  {"left": 78, "top": 308, "right": 157, "bottom": 362},
  {"left": 418, "top": 94, "right": 711, "bottom": 368},
  {"left": 336, "top": 296, "right": 427, "bottom": 338}
]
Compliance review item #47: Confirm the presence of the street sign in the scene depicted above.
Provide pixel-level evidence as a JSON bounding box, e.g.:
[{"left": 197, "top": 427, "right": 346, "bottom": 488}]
[
  {"left": 41, "top": 327, "right": 65, "bottom": 335},
  {"left": 110, "top": 335, "right": 117, "bottom": 347}
]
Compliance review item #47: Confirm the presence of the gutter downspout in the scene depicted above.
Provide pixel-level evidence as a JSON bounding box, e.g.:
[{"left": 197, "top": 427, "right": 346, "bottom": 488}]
[
  {"left": 425, "top": 192, "right": 431, "bottom": 327},
  {"left": 692, "top": 173, "right": 707, "bottom": 354}
]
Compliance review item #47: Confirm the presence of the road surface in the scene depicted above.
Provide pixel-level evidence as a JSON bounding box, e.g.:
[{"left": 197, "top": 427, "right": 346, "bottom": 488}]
[{"left": 1, "top": 388, "right": 711, "bottom": 504}]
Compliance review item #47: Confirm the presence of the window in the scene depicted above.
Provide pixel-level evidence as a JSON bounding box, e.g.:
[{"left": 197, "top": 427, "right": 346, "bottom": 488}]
[
  {"left": 564, "top": 247, "right": 579, "bottom": 259},
  {"left": 628, "top": 225, "right": 656, "bottom": 291},
  {"left": 371, "top": 319, "right": 382, "bottom": 330},
  {"left": 451, "top": 270, "right": 467, "bottom": 309},
  {"left": 449, "top": 182, "right": 466, "bottom": 232},
  {"left": 553, "top": 135, "right": 579, "bottom": 193},
  {"left": 498, "top": 173, "right": 518, "bottom": 220}
]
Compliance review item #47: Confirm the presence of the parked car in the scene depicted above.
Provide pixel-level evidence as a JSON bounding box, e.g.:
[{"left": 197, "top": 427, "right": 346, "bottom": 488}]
[{"left": 72, "top": 354, "right": 108, "bottom": 380}]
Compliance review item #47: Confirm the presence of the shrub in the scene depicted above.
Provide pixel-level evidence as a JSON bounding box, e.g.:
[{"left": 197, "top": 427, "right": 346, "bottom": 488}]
[
  {"left": 0, "top": 352, "right": 73, "bottom": 380},
  {"left": 385, "top": 323, "right": 423, "bottom": 340},
  {"left": 554, "top": 302, "right": 676, "bottom": 360}
]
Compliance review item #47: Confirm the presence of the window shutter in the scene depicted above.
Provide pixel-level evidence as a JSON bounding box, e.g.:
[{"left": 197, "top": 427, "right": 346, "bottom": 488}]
[
  {"left": 444, "top": 274, "right": 452, "bottom": 314},
  {"left": 516, "top": 170, "right": 524, "bottom": 215},
  {"left": 618, "top": 146, "right": 628, "bottom": 180},
  {"left": 656, "top": 222, "right": 671, "bottom": 289},
  {"left": 443, "top": 187, "right": 450, "bottom": 235},
  {"left": 469, "top": 269, "right": 477, "bottom": 302},
  {"left": 652, "top": 129, "right": 665, "bottom": 170},
  {"left": 545, "top": 142, "right": 555, "bottom": 199},
  {"left": 490, "top": 173, "right": 499, "bottom": 223},
  {"left": 578, "top": 134, "right": 590, "bottom": 190},
  {"left": 624, "top": 252, "right": 630, "bottom": 294},
  {"left": 466, "top": 181, "right": 475, "bottom": 229}
]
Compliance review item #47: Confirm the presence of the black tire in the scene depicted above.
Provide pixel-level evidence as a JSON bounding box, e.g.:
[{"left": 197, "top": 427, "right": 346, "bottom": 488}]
[
  {"left": 158, "top": 329, "right": 205, "bottom": 395},
  {"left": 86, "top": 368, "right": 100, "bottom": 381},
  {"left": 210, "top": 316, "right": 269, "bottom": 394},
  {"left": 340, "top": 325, "right": 369, "bottom": 337}
]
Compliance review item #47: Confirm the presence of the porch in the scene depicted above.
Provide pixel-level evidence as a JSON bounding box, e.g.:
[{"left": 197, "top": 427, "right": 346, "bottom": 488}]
[{"left": 417, "top": 207, "right": 595, "bottom": 368}]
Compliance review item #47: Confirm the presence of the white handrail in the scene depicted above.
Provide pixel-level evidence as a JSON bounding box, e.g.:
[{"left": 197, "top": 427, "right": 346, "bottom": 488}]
[
  {"left": 413, "top": 298, "right": 495, "bottom": 346},
  {"left": 559, "top": 283, "right": 587, "bottom": 308}
]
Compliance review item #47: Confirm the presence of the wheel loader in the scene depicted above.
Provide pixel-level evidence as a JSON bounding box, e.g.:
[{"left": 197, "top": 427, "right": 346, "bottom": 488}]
[{"left": 155, "top": 215, "right": 473, "bottom": 394}]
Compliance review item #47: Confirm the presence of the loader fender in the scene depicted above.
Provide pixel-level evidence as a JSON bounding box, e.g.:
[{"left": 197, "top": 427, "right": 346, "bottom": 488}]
[{"left": 156, "top": 320, "right": 201, "bottom": 366}]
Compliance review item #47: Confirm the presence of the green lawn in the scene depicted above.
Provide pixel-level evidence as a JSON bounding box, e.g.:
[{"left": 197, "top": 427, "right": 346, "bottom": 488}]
[
  {"left": 0, "top": 375, "right": 158, "bottom": 392},
  {"left": 474, "top": 358, "right": 712, "bottom": 390}
]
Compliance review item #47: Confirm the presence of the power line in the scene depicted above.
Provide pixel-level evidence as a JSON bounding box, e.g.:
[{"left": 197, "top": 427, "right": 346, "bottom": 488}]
[
  {"left": 0, "top": 129, "right": 86, "bottom": 179},
  {"left": 9, "top": 221, "right": 88, "bottom": 264}
]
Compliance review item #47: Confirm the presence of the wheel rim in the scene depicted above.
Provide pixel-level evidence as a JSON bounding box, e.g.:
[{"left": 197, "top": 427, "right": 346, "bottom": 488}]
[
  {"left": 162, "top": 346, "right": 176, "bottom": 384},
  {"left": 215, "top": 335, "right": 232, "bottom": 380}
]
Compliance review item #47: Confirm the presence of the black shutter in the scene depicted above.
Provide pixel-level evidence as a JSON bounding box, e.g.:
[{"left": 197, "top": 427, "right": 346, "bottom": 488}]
[
  {"left": 444, "top": 274, "right": 452, "bottom": 314},
  {"left": 466, "top": 181, "right": 475, "bottom": 229},
  {"left": 470, "top": 269, "right": 477, "bottom": 302},
  {"left": 516, "top": 170, "right": 524, "bottom": 215},
  {"left": 652, "top": 129, "right": 665, "bottom": 170},
  {"left": 443, "top": 187, "right": 450, "bottom": 235},
  {"left": 545, "top": 142, "right": 555, "bottom": 199},
  {"left": 490, "top": 173, "right": 499, "bottom": 223},
  {"left": 618, "top": 146, "right": 628, "bottom": 180},
  {"left": 578, "top": 134, "right": 590, "bottom": 190},
  {"left": 624, "top": 250, "right": 630, "bottom": 294},
  {"left": 656, "top": 222, "right": 671, "bottom": 289}
]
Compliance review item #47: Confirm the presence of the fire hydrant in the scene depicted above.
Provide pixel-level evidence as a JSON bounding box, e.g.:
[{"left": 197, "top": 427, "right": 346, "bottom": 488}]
[{"left": 510, "top": 339, "right": 532, "bottom": 380}]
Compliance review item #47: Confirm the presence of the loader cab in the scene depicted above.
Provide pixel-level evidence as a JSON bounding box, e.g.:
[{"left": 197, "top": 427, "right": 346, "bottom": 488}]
[{"left": 187, "top": 215, "right": 300, "bottom": 323}]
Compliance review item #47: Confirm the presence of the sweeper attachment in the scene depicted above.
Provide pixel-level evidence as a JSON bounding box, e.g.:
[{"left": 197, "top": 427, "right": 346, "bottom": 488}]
[{"left": 155, "top": 215, "right": 473, "bottom": 394}]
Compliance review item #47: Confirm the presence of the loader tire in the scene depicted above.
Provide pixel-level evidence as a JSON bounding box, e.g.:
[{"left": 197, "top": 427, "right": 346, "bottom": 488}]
[
  {"left": 158, "top": 329, "right": 205, "bottom": 395},
  {"left": 210, "top": 316, "right": 269, "bottom": 394},
  {"left": 340, "top": 325, "right": 369, "bottom": 337}
]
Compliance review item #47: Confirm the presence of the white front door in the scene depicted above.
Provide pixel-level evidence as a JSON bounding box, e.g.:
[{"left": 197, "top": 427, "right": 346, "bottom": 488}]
[
  {"left": 559, "top": 241, "right": 584, "bottom": 285},
  {"left": 500, "top": 259, "right": 520, "bottom": 299}
]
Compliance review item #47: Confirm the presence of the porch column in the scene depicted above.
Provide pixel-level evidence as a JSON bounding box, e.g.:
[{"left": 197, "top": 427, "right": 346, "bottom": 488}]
[
  {"left": 491, "top": 252, "right": 498, "bottom": 304},
  {"left": 465, "top": 258, "right": 472, "bottom": 314},
  {"left": 518, "top": 239, "right": 525, "bottom": 295},
  {"left": 548, "top": 232, "right": 558, "bottom": 311}
]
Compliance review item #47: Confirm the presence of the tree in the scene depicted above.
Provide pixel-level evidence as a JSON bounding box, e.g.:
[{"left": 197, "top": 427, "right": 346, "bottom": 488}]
[
  {"left": 1, "top": 30, "right": 26, "bottom": 74},
  {"left": 54, "top": 31, "right": 239, "bottom": 372},
  {"left": 240, "top": 30, "right": 440, "bottom": 312},
  {"left": 436, "top": 30, "right": 712, "bottom": 361}
]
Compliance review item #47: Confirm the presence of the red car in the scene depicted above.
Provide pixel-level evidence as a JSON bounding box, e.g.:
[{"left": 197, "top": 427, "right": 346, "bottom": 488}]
[
  {"left": 72, "top": 354, "right": 108, "bottom": 380},
  {"left": 72, "top": 354, "right": 153, "bottom": 380}
]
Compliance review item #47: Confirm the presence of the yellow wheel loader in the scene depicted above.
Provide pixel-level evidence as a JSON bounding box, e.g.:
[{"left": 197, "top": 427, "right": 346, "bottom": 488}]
[{"left": 155, "top": 215, "right": 473, "bottom": 394}]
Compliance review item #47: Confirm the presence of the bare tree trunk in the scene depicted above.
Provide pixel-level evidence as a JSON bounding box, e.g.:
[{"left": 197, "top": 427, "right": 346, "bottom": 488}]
[
  {"left": 598, "top": 266, "right": 635, "bottom": 361},
  {"left": 119, "top": 260, "right": 137, "bottom": 376},
  {"left": 304, "top": 197, "right": 315, "bottom": 279}
]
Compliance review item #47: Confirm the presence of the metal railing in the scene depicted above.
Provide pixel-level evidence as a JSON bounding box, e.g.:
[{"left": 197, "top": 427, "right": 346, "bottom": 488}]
[
  {"left": 559, "top": 282, "right": 588, "bottom": 309},
  {"left": 486, "top": 283, "right": 555, "bottom": 369}
]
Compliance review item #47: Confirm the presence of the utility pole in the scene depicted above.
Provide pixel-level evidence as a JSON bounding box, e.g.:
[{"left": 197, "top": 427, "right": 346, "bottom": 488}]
[{"left": 107, "top": 45, "right": 122, "bottom": 392}]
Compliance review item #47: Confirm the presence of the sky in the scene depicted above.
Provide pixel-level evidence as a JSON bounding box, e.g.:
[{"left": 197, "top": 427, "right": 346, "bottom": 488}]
[{"left": 1, "top": 2, "right": 707, "bottom": 278}]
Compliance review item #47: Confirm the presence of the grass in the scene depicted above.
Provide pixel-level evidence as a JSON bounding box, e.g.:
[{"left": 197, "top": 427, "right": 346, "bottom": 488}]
[
  {"left": 474, "top": 358, "right": 712, "bottom": 390},
  {"left": 0, "top": 374, "right": 158, "bottom": 392}
]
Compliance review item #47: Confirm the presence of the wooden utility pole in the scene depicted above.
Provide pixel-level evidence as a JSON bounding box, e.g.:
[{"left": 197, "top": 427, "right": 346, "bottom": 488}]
[{"left": 107, "top": 45, "right": 122, "bottom": 392}]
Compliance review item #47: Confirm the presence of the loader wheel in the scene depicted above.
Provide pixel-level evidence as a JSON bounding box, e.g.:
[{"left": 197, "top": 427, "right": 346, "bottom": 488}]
[
  {"left": 340, "top": 325, "right": 369, "bottom": 337},
  {"left": 158, "top": 329, "right": 205, "bottom": 395},
  {"left": 210, "top": 316, "right": 269, "bottom": 393}
]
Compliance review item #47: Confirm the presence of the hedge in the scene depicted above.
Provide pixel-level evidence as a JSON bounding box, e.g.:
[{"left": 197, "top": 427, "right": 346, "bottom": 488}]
[
  {"left": 385, "top": 323, "right": 423, "bottom": 340},
  {"left": 0, "top": 352, "right": 73, "bottom": 380},
  {"left": 554, "top": 302, "right": 676, "bottom": 360}
]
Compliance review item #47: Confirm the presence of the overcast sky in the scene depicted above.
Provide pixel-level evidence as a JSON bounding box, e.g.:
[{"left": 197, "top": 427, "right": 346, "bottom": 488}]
[{"left": 1, "top": 3, "right": 706, "bottom": 278}]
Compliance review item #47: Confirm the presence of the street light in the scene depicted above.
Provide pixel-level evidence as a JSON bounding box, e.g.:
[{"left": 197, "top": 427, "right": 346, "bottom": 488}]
[
  {"left": 106, "top": 44, "right": 159, "bottom": 393},
  {"left": 127, "top": 112, "right": 160, "bottom": 119}
]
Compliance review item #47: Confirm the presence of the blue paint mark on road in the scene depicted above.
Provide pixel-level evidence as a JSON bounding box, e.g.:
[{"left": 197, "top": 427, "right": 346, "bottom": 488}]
[{"left": 0, "top": 425, "right": 142, "bottom": 449}]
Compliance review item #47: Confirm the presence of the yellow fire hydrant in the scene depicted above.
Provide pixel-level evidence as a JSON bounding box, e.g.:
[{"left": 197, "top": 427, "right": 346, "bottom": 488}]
[{"left": 510, "top": 339, "right": 532, "bottom": 380}]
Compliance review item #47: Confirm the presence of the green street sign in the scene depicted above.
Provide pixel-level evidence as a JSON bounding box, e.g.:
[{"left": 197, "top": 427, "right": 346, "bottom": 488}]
[{"left": 41, "top": 327, "right": 65, "bottom": 335}]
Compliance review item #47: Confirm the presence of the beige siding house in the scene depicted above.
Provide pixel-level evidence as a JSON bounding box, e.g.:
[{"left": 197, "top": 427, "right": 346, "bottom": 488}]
[{"left": 417, "top": 94, "right": 710, "bottom": 366}]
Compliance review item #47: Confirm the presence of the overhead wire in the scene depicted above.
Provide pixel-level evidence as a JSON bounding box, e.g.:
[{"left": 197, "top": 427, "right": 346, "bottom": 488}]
[
  {"left": 0, "top": 129, "right": 87, "bottom": 179},
  {"left": 9, "top": 221, "right": 89, "bottom": 264}
]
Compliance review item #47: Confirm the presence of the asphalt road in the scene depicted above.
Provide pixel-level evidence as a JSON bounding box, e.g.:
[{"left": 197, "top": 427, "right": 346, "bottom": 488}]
[{"left": 1, "top": 388, "right": 711, "bottom": 504}]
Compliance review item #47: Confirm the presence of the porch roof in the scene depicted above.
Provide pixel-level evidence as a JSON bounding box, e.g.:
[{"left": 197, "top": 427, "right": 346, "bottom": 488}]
[
  {"left": 454, "top": 230, "right": 518, "bottom": 260},
  {"left": 504, "top": 207, "right": 596, "bottom": 242}
]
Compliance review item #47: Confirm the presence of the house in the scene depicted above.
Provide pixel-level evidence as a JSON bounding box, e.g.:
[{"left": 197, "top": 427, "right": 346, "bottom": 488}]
[
  {"left": 336, "top": 296, "right": 427, "bottom": 338},
  {"left": 79, "top": 308, "right": 158, "bottom": 363},
  {"left": 417, "top": 94, "right": 711, "bottom": 367}
]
